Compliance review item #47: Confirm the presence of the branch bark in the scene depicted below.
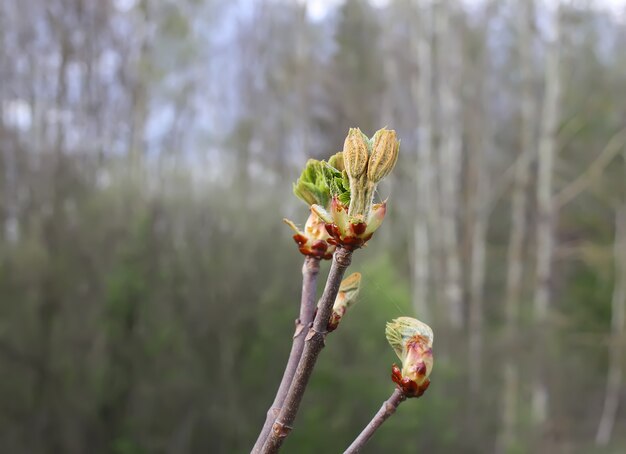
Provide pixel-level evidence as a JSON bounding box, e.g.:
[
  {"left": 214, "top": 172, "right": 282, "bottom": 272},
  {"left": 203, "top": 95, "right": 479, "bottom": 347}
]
[
  {"left": 252, "top": 256, "right": 321, "bottom": 453},
  {"left": 261, "top": 247, "right": 353, "bottom": 453},
  {"left": 343, "top": 388, "right": 406, "bottom": 454}
]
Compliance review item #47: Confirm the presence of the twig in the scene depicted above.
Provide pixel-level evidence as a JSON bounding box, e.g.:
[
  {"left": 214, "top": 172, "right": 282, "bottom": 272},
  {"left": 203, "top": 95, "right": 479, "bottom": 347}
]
[
  {"left": 252, "top": 256, "right": 321, "bottom": 453},
  {"left": 554, "top": 127, "right": 626, "bottom": 209},
  {"left": 343, "top": 388, "right": 407, "bottom": 454},
  {"left": 486, "top": 113, "right": 586, "bottom": 217},
  {"left": 261, "top": 246, "right": 353, "bottom": 453}
]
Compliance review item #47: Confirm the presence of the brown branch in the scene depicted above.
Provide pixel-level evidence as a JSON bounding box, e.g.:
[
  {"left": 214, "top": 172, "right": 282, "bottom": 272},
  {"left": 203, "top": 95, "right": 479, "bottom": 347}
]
[
  {"left": 261, "top": 246, "right": 353, "bottom": 453},
  {"left": 343, "top": 388, "right": 407, "bottom": 454},
  {"left": 252, "top": 256, "right": 321, "bottom": 453}
]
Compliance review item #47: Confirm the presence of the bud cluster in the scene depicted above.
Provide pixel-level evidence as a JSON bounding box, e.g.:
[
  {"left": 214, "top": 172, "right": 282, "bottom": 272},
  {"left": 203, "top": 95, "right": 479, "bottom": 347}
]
[
  {"left": 307, "top": 127, "right": 398, "bottom": 251},
  {"left": 386, "top": 317, "right": 434, "bottom": 398},
  {"left": 286, "top": 127, "right": 399, "bottom": 253},
  {"left": 343, "top": 127, "right": 399, "bottom": 220}
]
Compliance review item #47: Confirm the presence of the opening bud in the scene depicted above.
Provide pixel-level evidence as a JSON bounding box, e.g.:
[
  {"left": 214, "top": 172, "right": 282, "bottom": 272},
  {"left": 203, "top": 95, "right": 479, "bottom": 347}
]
[
  {"left": 386, "top": 317, "right": 433, "bottom": 398},
  {"left": 328, "top": 151, "right": 345, "bottom": 172},
  {"left": 293, "top": 159, "right": 332, "bottom": 208},
  {"left": 284, "top": 210, "right": 335, "bottom": 260},
  {"left": 312, "top": 197, "right": 386, "bottom": 251}
]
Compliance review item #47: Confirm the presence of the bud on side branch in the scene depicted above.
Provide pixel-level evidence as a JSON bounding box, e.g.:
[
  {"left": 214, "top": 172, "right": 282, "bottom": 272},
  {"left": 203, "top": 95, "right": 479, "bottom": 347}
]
[
  {"left": 328, "top": 272, "right": 361, "bottom": 331},
  {"left": 386, "top": 317, "right": 434, "bottom": 398}
]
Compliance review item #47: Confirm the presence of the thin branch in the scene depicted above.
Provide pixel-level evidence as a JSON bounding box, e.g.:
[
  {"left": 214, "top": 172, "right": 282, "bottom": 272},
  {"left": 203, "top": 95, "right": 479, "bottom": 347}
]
[
  {"left": 252, "top": 256, "right": 321, "bottom": 453},
  {"left": 486, "top": 113, "right": 585, "bottom": 217},
  {"left": 554, "top": 127, "right": 626, "bottom": 210},
  {"left": 343, "top": 388, "right": 407, "bottom": 454},
  {"left": 261, "top": 246, "right": 353, "bottom": 453}
]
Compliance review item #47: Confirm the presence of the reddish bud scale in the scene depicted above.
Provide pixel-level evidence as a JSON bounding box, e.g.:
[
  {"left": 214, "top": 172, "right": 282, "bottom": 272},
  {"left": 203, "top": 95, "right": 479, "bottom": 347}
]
[
  {"left": 292, "top": 235, "right": 333, "bottom": 260},
  {"left": 293, "top": 234, "right": 307, "bottom": 246},
  {"left": 324, "top": 223, "right": 374, "bottom": 251},
  {"left": 391, "top": 364, "right": 430, "bottom": 398},
  {"left": 350, "top": 222, "right": 367, "bottom": 235},
  {"left": 311, "top": 240, "right": 328, "bottom": 254},
  {"left": 325, "top": 224, "right": 342, "bottom": 239},
  {"left": 327, "top": 306, "right": 346, "bottom": 332},
  {"left": 327, "top": 316, "right": 339, "bottom": 332}
]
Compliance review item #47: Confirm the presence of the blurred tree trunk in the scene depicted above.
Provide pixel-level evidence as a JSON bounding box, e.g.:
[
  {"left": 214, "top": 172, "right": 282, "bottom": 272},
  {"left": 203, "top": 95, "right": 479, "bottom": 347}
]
[
  {"left": 31, "top": 12, "right": 71, "bottom": 450},
  {"left": 532, "top": 1, "right": 562, "bottom": 433},
  {"left": 595, "top": 202, "right": 626, "bottom": 445},
  {"left": 499, "top": 1, "right": 535, "bottom": 450},
  {"left": 436, "top": 0, "right": 463, "bottom": 329},
  {"left": 128, "top": 0, "right": 150, "bottom": 179},
  {"left": 411, "top": 0, "right": 433, "bottom": 320},
  {"left": 467, "top": 1, "right": 497, "bottom": 398},
  {"left": 0, "top": 122, "right": 20, "bottom": 244}
]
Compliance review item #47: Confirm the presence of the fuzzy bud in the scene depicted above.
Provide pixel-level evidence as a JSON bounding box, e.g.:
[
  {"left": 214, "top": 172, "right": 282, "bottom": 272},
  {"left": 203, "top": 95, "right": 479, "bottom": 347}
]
[
  {"left": 343, "top": 128, "right": 370, "bottom": 180},
  {"left": 367, "top": 128, "right": 399, "bottom": 184}
]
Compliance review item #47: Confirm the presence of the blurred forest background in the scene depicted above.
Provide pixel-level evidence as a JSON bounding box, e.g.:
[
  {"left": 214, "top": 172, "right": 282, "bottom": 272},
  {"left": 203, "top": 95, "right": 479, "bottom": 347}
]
[{"left": 1, "top": 0, "right": 626, "bottom": 453}]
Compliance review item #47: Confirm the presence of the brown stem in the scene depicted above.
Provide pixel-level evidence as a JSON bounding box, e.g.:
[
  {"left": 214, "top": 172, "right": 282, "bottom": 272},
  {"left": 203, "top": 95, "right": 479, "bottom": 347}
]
[
  {"left": 343, "top": 388, "right": 406, "bottom": 454},
  {"left": 261, "top": 247, "right": 353, "bottom": 453},
  {"left": 252, "top": 256, "right": 321, "bottom": 453}
]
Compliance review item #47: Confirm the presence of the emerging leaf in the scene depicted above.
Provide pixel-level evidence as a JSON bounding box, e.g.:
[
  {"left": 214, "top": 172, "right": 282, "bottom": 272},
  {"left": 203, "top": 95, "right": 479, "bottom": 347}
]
[{"left": 293, "top": 159, "right": 331, "bottom": 208}]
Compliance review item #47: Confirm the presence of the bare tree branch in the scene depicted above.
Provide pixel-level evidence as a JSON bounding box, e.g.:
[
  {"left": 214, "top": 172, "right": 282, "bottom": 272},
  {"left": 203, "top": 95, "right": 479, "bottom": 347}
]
[
  {"left": 554, "top": 127, "right": 626, "bottom": 209},
  {"left": 261, "top": 247, "right": 353, "bottom": 453},
  {"left": 343, "top": 388, "right": 406, "bottom": 454},
  {"left": 252, "top": 256, "right": 321, "bottom": 453}
]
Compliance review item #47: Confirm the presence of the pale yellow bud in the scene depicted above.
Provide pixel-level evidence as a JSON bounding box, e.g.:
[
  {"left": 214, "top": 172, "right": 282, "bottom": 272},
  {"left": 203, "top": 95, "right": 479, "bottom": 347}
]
[
  {"left": 343, "top": 128, "right": 370, "bottom": 180},
  {"left": 367, "top": 128, "right": 399, "bottom": 183}
]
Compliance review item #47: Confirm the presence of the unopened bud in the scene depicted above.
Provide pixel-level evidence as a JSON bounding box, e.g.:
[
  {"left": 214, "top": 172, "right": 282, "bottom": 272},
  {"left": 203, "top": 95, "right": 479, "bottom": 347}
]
[
  {"left": 343, "top": 128, "right": 370, "bottom": 180},
  {"left": 328, "top": 272, "right": 361, "bottom": 331},
  {"left": 367, "top": 128, "right": 399, "bottom": 183}
]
